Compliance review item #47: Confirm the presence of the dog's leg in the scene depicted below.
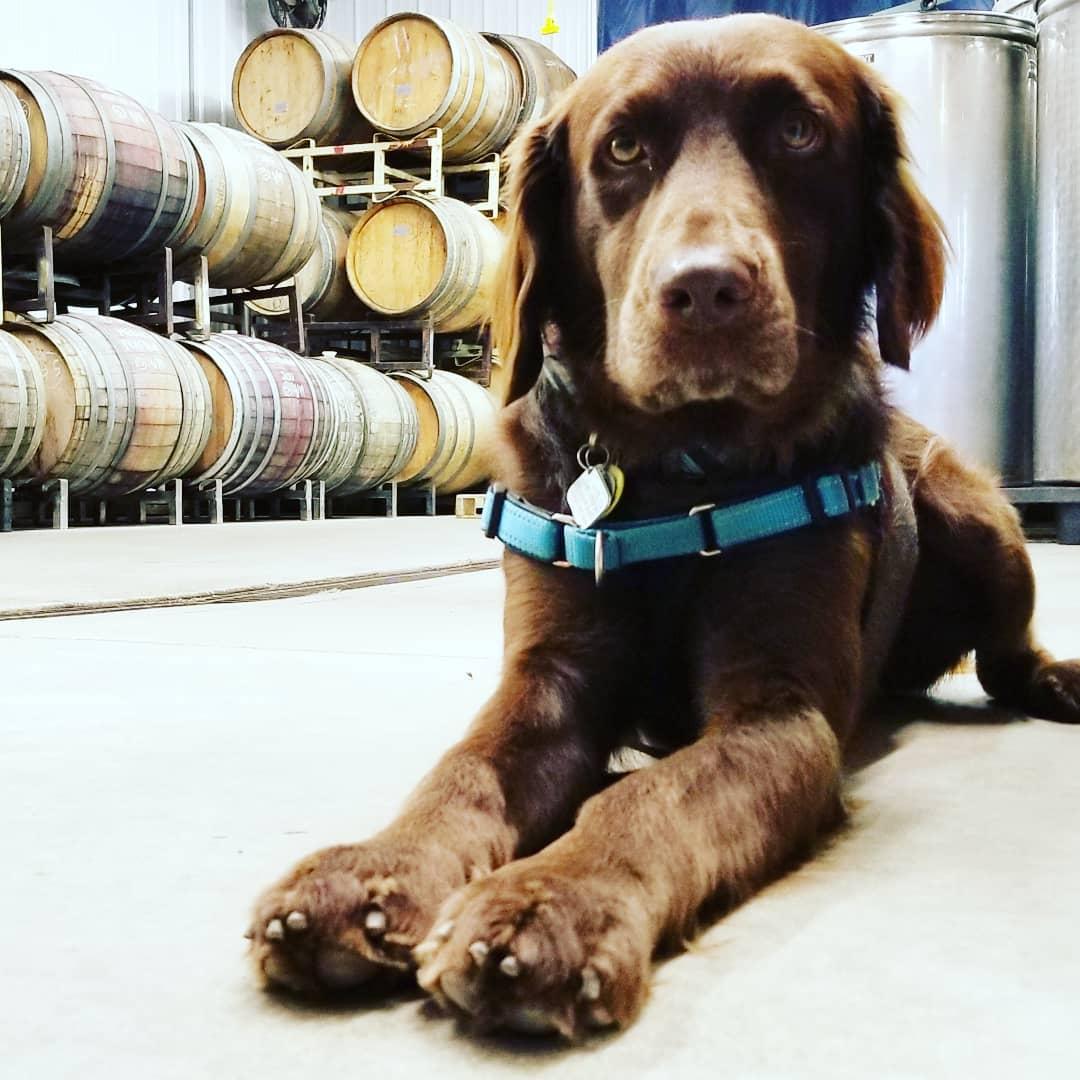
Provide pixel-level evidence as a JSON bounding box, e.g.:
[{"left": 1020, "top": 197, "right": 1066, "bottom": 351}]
[
  {"left": 249, "top": 559, "right": 629, "bottom": 996},
  {"left": 414, "top": 704, "right": 843, "bottom": 1037},
  {"left": 415, "top": 530, "right": 871, "bottom": 1036},
  {"left": 883, "top": 418, "right": 1080, "bottom": 723}
]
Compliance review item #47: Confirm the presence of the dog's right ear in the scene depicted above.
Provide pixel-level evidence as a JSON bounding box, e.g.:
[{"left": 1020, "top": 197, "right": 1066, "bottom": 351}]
[{"left": 492, "top": 111, "right": 569, "bottom": 404}]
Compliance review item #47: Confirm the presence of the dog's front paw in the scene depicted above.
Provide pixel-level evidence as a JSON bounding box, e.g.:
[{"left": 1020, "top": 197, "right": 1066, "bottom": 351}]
[
  {"left": 1028, "top": 659, "right": 1080, "bottom": 723},
  {"left": 414, "top": 858, "right": 652, "bottom": 1038},
  {"left": 249, "top": 840, "right": 463, "bottom": 996}
]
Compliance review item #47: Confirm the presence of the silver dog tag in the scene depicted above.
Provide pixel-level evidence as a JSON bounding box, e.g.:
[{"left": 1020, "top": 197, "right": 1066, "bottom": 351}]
[{"left": 566, "top": 466, "right": 615, "bottom": 529}]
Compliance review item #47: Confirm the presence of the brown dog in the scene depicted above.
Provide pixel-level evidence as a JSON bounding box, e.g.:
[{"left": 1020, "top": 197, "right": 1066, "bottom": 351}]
[{"left": 249, "top": 15, "right": 1080, "bottom": 1038}]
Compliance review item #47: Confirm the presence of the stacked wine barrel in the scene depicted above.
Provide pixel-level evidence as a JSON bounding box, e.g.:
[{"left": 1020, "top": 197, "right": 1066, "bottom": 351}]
[
  {"left": 0, "top": 316, "right": 496, "bottom": 498},
  {"left": 0, "top": 14, "right": 568, "bottom": 511},
  {"left": 233, "top": 16, "right": 576, "bottom": 332},
  {"left": 0, "top": 71, "right": 320, "bottom": 285}
]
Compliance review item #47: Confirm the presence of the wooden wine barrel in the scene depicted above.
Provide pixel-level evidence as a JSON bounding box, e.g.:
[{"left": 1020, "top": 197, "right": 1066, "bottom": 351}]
[
  {"left": 7, "top": 314, "right": 206, "bottom": 496},
  {"left": 391, "top": 369, "right": 496, "bottom": 493},
  {"left": 346, "top": 195, "right": 504, "bottom": 331},
  {"left": 233, "top": 28, "right": 371, "bottom": 149},
  {"left": 172, "top": 122, "right": 320, "bottom": 287},
  {"left": 290, "top": 351, "right": 339, "bottom": 484},
  {"left": 351, "top": 14, "right": 520, "bottom": 163},
  {"left": 324, "top": 357, "right": 418, "bottom": 495},
  {"left": 183, "top": 334, "right": 322, "bottom": 495},
  {"left": 155, "top": 331, "right": 214, "bottom": 484},
  {"left": 247, "top": 207, "right": 362, "bottom": 320},
  {"left": 481, "top": 34, "right": 576, "bottom": 128},
  {"left": 0, "top": 329, "right": 46, "bottom": 478},
  {"left": 0, "top": 70, "right": 195, "bottom": 262},
  {"left": 302, "top": 355, "right": 366, "bottom": 491},
  {"left": 0, "top": 81, "right": 31, "bottom": 219}
]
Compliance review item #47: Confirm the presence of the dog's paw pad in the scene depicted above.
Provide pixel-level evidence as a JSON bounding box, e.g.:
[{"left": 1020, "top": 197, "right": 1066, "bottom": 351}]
[
  {"left": 249, "top": 844, "right": 457, "bottom": 996},
  {"left": 414, "top": 867, "right": 647, "bottom": 1038}
]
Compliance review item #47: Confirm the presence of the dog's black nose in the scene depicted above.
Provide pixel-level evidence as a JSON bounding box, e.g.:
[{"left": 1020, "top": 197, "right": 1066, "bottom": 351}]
[{"left": 654, "top": 250, "right": 756, "bottom": 327}]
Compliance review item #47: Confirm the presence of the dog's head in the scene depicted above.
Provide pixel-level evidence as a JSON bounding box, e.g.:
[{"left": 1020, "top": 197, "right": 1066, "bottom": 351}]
[{"left": 494, "top": 15, "right": 945, "bottom": 438}]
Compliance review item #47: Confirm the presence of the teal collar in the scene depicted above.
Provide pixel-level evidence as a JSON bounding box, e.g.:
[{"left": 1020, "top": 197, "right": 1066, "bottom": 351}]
[{"left": 481, "top": 462, "right": 883, "bottom": 584}]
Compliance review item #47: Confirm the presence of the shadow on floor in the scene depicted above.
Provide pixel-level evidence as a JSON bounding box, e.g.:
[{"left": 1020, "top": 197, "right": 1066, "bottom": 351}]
[{"left": 844, "top": 691, "right": 1031, "bottom": 774}]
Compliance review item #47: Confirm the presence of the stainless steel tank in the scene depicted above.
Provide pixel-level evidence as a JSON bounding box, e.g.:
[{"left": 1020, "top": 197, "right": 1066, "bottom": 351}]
[
  {"left": 1034, "top": 0, "right": 1080, "bottom": 481},
  {"left": 819, "top": 13, "right": 1036, "bottom": 482}
]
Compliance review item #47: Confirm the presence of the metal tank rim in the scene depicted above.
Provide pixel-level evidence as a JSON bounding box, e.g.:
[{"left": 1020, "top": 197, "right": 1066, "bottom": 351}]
[{"left": 816, "top": 11, "right": 1036, "bottom": 47}]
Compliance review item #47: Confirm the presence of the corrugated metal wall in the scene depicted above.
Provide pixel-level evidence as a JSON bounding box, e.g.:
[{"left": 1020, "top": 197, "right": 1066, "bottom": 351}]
[{"left": 1, "top": 1, "right": 595, "bottom": 125}]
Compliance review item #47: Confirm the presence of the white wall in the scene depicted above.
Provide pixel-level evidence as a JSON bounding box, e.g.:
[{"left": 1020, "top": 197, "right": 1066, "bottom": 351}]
[{"left": 0, "top": 1, "right": 596, "bottom": 125}]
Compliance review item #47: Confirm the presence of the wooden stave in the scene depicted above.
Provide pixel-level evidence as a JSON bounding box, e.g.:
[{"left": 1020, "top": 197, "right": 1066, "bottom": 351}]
[
  {"left": 433, "top": 370, "right": 497, "bottom": 492},
  {"left": 326, "top": 358, "right": 418, "bottom": 494},
  {"left": 0, "top": 329, "right": 47, "bottom": 478},
  {"left": 183, "top": 334, "right": 319, "bottom": 495},
  {"left": 289, "top": 352, "right": 336, "bottom": 484},
  {"left": 233, "top": 28, "right": 371, "bottom": 149},
  {"left": 59, "top": 316, "right": 190, "bottom": 496},
  {"left": 184, "top": 334, "right": 273, "bottom": 494},
  {"left": 481, "top": 34, "right": 576, "bottom": 129},
  {"left": 424, "top": 197, "right": 504, "bottom": 331},
  {"left": 172, "top": 122, "right": 320, "bottom": 287},
  {"left": 345, "top": 194, "right": 504, "bottom": 332},
  {"left": 6, "top": 315, "right": 135, "bottom": 495},
  {"left": 146, "top": 333, "right": 213, "bottom": 486},
  {"left": 301, "top": 356, "right": 366, "bottom": 490},
  {"left": 351, "top": 14, "right": 520, "bottom": 164},
  {"left": 65, "top": 77, "right": 196, "bottom": 260},
  {"left": 0, "top": 70, "right": 194, "bottom": 262},
  {"left": 247, "top": 206, "right": 361, "bottom": 320},
  {"left": 390, "top": 369, "right": 496, "bottom": 493},
  {"left": 0, "top": 81, "right": 31, "bottom": 219},
  {"left": 0, "top": 70, "right": 94, "bottom": 237},
  {"left": 386, "top": 371, "right": 466, "bottom": 490}
]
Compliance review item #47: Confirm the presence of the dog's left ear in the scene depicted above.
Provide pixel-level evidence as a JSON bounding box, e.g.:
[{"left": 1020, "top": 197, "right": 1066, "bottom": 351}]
[
  {"left": 492, "top": 109, "right": 569, "bottom": 404},
  {"left": 859, "top": 74, "right": 947, "bottom": 370}
]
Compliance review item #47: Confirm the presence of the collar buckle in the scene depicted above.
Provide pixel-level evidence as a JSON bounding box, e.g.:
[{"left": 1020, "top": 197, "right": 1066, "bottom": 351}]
[{"left": 689, "top": 503, "right": 723, "bottom": 557}]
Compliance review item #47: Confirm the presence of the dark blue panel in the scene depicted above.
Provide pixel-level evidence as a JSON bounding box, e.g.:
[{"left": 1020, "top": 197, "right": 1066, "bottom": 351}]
[{"left": 598, "top": 0, "right": 995, "bottom": 52}]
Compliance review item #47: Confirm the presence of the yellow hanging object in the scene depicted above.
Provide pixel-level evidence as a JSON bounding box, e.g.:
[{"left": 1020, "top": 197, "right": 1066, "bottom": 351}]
[
  {"left": 541, "top": 0, "right": 560, "bottom": 36},
  {"left": 596, "top": 464, "right": 625, "bottom": 521}
]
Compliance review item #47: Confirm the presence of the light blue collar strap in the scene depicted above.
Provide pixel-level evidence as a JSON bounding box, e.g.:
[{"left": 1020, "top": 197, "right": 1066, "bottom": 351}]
[{"left": 481, "top": 462, "right": 882, "bottom": 583}]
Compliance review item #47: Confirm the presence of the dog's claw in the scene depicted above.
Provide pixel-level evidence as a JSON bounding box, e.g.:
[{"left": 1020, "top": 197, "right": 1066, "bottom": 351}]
[
  {"left": 265, "top": 918, "right": 284, "bottom": 941},
  {"left": 414, "top": 939, "right": 439, "bottom": 965},
  {"left": 433, "top": 919, "right": 455, "bottom": 942},
  {"left": 588, "top": 1004, "right": 616, "bottom": 1029},
  {"left": 579, "top": 966, "right": 601, "bottom": 1002},
  {"left": 364, "top": 909, "right": 387, "bottom": 935},
  {"left": 285, "top": 910, "right": 308, "bottom": 932},
  {"left": 499, "top": 953, "right": 521, "bottom": 978},
  {"left": 468, "top": 940, "right": 490, "bottom": 966}
]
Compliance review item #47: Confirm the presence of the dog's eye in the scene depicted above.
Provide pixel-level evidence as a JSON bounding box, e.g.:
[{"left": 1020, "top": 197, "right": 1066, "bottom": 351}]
[
  {"left": 607, "top": 131, "right": 646, "bottom": 166},
  {"left": 778, "top": 109, "right": 824, "bottom": 153}
]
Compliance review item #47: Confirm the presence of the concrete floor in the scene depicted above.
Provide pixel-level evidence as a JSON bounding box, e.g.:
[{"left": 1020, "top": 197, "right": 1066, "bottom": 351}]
[
  {"left": 2, "top": 541, "right": 1079, "bottom": 1079},
  {"left": 0, "top": 517, "right": 500, "bottom": 618}
]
